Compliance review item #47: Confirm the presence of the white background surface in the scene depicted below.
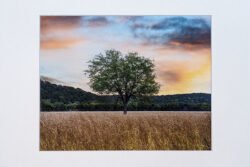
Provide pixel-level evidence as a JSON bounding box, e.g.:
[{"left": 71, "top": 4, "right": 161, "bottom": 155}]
[{"left": 0, "top": 0, "right": 250, "bottom": 167}]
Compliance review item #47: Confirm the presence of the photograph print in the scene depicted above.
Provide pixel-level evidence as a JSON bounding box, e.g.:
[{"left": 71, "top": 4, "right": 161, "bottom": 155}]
[{"left": 40, "top": 15, "right": 211, "bottom": 150}]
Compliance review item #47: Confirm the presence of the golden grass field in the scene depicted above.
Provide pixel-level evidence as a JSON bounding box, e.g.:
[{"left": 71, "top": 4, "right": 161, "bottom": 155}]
[{"left": 40, "top": 111, "right": 211, "bottom": 150}]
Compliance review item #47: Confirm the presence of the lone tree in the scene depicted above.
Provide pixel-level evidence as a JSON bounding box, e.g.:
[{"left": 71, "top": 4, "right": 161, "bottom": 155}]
[{"left": 85, "top": 49, "right": 160, "bottom": 114}]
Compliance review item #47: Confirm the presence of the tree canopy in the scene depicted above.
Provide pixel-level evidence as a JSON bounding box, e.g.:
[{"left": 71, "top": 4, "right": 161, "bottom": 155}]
[{"left": 85, "top": 49, "right": 160, "bottom": 114}]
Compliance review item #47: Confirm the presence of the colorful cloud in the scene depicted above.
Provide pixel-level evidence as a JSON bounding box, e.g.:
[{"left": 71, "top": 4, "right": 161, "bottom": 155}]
[{"left": 40, "top": 16, "right": 211, "bottom": 95}]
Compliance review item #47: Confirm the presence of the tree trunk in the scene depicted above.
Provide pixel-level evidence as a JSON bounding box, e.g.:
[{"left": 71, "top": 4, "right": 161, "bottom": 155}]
[{"left": 123, "top": 102, "right": 128, "bottom": 115}]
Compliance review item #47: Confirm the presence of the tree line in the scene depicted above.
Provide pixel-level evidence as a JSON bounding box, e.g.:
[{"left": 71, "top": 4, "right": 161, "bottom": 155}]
[{"left": 41, "top": 80, "right": 211, "bottom": 111}]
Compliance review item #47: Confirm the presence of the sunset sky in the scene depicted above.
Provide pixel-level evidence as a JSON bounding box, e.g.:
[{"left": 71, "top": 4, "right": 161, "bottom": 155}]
[{"left": 40, "top": 16, "right": 211, "bottom": 95}]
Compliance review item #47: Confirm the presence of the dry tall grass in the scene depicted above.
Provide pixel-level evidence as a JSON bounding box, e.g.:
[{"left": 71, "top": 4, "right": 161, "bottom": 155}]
[{"left": 40, "top": 111, "right": 211, "bottom": 150}]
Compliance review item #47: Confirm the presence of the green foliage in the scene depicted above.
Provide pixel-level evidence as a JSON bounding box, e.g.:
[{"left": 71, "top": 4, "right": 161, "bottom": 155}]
[{"left": 85, "top": 50, "right": 160, "bottom": 113}]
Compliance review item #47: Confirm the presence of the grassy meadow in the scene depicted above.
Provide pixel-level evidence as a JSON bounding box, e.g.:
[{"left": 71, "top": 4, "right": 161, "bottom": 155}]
[{"left": 40, "top": 111, "right": 211, "bottom": 150}]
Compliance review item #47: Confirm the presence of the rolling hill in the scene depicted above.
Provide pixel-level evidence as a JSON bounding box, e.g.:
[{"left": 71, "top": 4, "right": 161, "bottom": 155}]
[{"left": 40, "top": 80, "right": 211, "bottom": 111}]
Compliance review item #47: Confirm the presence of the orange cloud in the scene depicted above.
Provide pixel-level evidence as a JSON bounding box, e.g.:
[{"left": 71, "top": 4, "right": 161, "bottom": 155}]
[
  {"left": 40, "top": 16, "right": 82, "bottom": 34},
  {"left": 40, "top": 16, "right": 84, "bottom": 50},
  {"left": 40, "top": 38, "right": 83, "bottom": 49},
  {"left": 155, "top": 48, "right": 211, "bottom": 95},
  {"left": 107, "top": 40, "right": 211, "bottom": 95}
]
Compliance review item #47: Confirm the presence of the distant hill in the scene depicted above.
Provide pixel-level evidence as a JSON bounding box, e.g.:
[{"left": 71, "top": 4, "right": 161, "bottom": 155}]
[
  {"left": 153, "top": 93, "right": 211, "bottom": 105},
  {"left": 40, "top": 80, "right": 211, "bottom": 111},
  {"left": 40, "top": 75, "right": 65, "bottom": 85},
  {"left": 41, "top": 80, "right": 99, "bottom": 103}
]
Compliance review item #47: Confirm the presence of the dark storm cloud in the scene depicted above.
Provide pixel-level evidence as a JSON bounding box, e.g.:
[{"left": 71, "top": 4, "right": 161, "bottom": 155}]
[
  {"left": 130, "top": 16, "right": 211, "bottom": 49},
  {"left": 151, "top": 17, "right": 187, "bottom": 30}
]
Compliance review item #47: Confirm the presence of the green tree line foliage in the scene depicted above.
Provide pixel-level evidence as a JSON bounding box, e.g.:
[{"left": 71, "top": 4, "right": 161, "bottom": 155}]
[{"left": 40, "top": 80, "right": 211, "bottom": 111}]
